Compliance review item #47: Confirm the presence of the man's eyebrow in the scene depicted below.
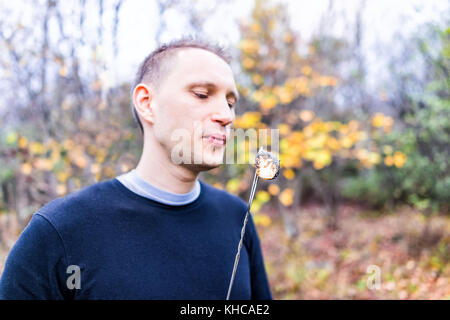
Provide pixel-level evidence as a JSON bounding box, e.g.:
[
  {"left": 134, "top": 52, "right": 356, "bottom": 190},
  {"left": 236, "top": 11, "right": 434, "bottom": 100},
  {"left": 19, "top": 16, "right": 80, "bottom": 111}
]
[{"left": 187, "top": 81, "right": 239, "bottom": 102}]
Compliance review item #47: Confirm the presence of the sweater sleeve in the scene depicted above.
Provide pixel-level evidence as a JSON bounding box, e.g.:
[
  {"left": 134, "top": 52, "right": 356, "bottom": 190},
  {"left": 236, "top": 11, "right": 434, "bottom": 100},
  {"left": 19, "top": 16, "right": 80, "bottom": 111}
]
[
  {"left": 0, "top": 213, "right": 71, "bottom": 300},
  {"left": 244, "top": 212, "right": 273, "bottom": 300}
]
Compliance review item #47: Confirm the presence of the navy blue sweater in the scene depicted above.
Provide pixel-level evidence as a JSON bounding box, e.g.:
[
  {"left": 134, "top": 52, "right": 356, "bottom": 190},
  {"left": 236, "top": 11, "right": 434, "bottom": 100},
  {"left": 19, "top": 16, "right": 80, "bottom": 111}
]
[{"left": 0, "top": 178, "right": 272, "bottom": 300}]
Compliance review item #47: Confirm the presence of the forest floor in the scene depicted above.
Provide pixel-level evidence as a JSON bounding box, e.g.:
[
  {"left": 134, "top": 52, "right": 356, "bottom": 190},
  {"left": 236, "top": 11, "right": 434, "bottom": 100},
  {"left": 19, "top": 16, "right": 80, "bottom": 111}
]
[
  {"left": 257, "top": 203, "right": 450, "bottom": 299},
  {"left": 1, "top": 203, "right": 449, "bottom": 299}
]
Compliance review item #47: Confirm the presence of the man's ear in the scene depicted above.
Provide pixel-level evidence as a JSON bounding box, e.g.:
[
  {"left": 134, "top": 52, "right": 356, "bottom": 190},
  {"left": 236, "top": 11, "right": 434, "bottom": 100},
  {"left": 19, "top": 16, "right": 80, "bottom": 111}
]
[{"left": 133, "top": 83, "right": 155, "bottom": 125}]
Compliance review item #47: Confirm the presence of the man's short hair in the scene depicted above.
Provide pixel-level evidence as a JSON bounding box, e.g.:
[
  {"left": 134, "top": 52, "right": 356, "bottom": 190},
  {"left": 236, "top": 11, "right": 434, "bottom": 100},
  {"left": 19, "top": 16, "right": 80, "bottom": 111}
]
[{"left": 131, "top": 37, "right": 232, "bottom": 134}]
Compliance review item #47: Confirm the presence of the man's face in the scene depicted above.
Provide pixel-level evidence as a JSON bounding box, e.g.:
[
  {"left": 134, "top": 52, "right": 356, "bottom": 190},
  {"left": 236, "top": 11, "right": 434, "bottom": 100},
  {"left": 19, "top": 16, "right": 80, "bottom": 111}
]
[{"left": 150, "top": 48, "right": 238, "bottom": 171}]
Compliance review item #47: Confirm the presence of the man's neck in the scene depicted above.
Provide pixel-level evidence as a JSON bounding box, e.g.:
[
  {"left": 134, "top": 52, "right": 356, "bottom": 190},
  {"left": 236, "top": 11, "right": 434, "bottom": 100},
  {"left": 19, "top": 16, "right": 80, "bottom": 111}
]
[{"left": 135, "top": 138, "right": 199, "bottom": 194}]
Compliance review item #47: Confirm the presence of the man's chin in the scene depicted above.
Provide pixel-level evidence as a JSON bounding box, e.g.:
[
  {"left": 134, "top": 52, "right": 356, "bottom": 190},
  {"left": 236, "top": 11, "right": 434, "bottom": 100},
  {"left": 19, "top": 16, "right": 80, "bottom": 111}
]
[{"left": 183, "top": 150, "right": 225, "bottom": 172}]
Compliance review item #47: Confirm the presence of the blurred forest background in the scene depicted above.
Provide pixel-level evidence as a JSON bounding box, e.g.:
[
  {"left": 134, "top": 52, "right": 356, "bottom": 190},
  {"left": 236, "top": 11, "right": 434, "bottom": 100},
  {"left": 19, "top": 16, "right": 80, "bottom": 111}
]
[{"left": 0, "top": 0, "right": 449, "bottom": 299}]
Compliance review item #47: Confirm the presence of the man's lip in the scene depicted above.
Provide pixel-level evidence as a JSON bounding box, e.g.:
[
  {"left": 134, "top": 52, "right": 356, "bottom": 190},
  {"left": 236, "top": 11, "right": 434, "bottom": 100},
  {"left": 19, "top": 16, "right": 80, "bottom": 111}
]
[{"left": 203, "top": 133, "right": 226, "bottom": 143}]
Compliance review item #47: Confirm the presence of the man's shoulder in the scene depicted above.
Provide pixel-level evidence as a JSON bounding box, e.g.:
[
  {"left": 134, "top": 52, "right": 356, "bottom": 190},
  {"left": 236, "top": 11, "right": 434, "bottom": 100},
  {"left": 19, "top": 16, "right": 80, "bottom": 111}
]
[
  {"left": 199, "top": 181, "right": 258, "bottom": 245},
  {"left": 199, "top": 180, "right": 247, "bottom": 211},
  {"left": 35, "top": 178, "right": 118, "bottom": 226}
]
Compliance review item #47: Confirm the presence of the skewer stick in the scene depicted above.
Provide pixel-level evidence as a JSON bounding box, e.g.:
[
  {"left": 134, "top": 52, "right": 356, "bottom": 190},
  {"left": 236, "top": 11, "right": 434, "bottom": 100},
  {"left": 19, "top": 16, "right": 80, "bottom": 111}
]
[
  {"left": 226, "top": 170, "right": 259, "bottom": 300},
  {"left": 226, "top": 148, "right": 279, "bottom": 299}
]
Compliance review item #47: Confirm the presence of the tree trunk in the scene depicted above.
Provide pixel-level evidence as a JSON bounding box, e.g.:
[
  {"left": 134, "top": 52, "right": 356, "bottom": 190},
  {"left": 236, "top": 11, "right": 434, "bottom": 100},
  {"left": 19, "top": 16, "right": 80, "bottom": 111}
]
[{"left": 278, "top": 177, "right": 299, "bottom": 239}]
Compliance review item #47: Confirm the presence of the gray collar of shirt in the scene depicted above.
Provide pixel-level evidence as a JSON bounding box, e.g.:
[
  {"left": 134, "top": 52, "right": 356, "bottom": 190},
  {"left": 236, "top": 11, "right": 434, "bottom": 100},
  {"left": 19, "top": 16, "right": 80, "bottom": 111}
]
[{"left": 115, "top": 169, "right": 201, "bottom": 206}]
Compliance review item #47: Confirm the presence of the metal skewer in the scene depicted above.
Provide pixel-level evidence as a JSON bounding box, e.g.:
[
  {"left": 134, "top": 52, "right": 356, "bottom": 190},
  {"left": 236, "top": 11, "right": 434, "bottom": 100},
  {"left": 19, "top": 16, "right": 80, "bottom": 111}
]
[
  {"left": 226, "top": 170, "right": 259, "bottom": 300},
  {"left": 226, "top": 148, "right": 280, "bottom": 300}
]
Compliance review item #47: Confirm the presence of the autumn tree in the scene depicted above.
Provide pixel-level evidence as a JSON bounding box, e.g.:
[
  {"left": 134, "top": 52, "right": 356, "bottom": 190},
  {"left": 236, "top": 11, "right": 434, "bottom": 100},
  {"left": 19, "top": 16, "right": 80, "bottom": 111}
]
[{"left": 225, "top": 0, "right": 405, "bottom": 234}]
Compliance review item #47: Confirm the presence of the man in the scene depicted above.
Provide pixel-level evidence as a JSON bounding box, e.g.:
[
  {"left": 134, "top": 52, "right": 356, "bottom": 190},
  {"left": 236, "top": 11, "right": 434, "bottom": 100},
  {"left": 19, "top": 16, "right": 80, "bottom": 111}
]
[{"left": 0, "top": 38, "right": 273, "bottom": 300}]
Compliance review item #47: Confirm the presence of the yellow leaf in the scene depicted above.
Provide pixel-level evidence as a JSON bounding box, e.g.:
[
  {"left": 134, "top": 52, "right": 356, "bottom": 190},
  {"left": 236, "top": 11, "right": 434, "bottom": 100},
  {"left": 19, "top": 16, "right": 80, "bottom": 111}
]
[
  {"left": 90, "top": 163, "right": 101, "bottom": 174},
  {"left": 283, "top": 32, "right": 293, "bottom": 43},
  {"left": 251, "top": 74, "right": 264, "bottom": 85},
  {"left": 120, "top": 163, "right": 130, "bottom": 173},
  {"left": 280, "top": 188, "right": 294, "bottom": 207},
  {"left": 234, "top": 112, "right": 262, "bottom": 129},
  {"left": 280, "top": 153, "right": 300, "bottom": 168},
  {"left": 290, "top": 76, "right": 310, "bottom": 96},
  {"left": 30, "top": 142, "right": 45, "bottom": 155},
  {"left": 21, "top": 162, "right": 32, "bottom": 175},
  {"left": 313, "top": 150, "right": 332, "bottom": 169},
  {"left": 251, "top": 90, "right": 264, "bottom": 102},
  {"left": 268, "top": 184, "right": 280, "bottom": 196},
  {"left": 278, "top": 124, "right": 291, "bottom": 136},
  {"left": 260, "top": 95, "right": 278, "bottom": 110},
  {"left": 6, "top": 132, "right": 18, "bottom": 145},
  {"left": 73, "top": 154, "right": 87, "bottom": 169},
  {"left": 239, "top": 39, "right": 259, "bottom": 54},
  {"left": 303, "top": 149, "right": 316, "bottom": 161},
  {"left": 339, "top": 124, "right": 349, "bottom": 134},
  {"left": 50, "top": 149, "right": 61, "bottom": 164},
  {"left": 290, "top": 131, "right": 304, "bottom": 144},
  {"left": 280, "top": 138, "right": 289, "bottom": 153},
  {"left": 63, "top": 139, "right": 74, "bottom": 150},
  {"left": 384, "top": 116, "right": 394, "bottom": 126},
  {"left": 306, "top": 133, "right": 327, "bottom": 149},
  {"left": 59, "top": 65, "right": 68, "bottom": 77},
  {"left": 254, "top": 214, "right": 272, "bottom": 227},
  {"left": 324, "top": 122, "right": 335, "bottom": 132},
  {"left": 356, "top": 149, "right": 369, "bottom": 161},
  {"left": 250, "top": 23, "right": 262, "bottom": 33},
  {"left": 283, "top": 168, "right": 295, "bottom": 180},
  {"left": 368, "top": 152, "right": 381, "bottom": 165},
  {"left": 301, "top": 65, "right": 312, "bottom": 76},
  {"left": 393, "top": 151, "right": 406, "bottom": 168},
  {"left": 251, "top": 200, "right": 262, "bottom": 213},
  {"left": 57, "top": 171, "right": 69, "bottom": 183},
  {"left": 213, "top": 182, "right": 223, "bottom": 190},
  {"left": 56, "top": 184, "right": 67, "bottom": 196},
  {"left": 317, "top": 76, "right": 337, "bottom": 86},
  {"left": 299, "top": 110, "right": 315, "bottom": 122},
  {"left": 18, "top": 136, "right": 28, "bottom": 149},
  {"left": 87, "top": 145, "right": 97, "bottom": 155},
  {"left": 95, "top": 149, "right": 107, "bottom": 164},
  {"left": 384, "top": 155, "right": 394, "bottom": 166},
  {"left": 277, "top": 87, "right": 293, "bottom": 104},
  {"left": 242, "top": 58, "right": 256, "bottom": 70},
  {"left": 256, "top": 190, "right": 270, "bottom": 203},
  {"left": 34, "top": 158, "right": 53, "bottom": 171},
  {"left": 226, "top": 178, "right": 240, "bottom": 193},
  {"left": 103, "top": 166, "right": 116, "bottom": 178},
  {"left": 327, "top": 137, "right": 340, "bottom": 150},
  {"left": 340, "top": 136, "right": 353, "bottom": 148},
  {"left": 371, "top": 113, "right": 385, "bottom": 127}
]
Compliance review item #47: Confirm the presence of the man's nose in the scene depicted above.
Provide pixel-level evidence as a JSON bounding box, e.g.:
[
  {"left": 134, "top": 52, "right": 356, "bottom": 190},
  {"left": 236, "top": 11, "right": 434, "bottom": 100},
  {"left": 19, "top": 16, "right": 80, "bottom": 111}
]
[{"left": 211, "top": 100, "right": 233, "bottom": 126}]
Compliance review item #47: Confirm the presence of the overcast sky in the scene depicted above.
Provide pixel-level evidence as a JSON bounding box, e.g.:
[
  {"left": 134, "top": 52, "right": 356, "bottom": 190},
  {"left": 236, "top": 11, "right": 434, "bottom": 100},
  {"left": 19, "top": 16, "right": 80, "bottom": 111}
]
[
  {"left": 1, "top": 0, "right": 448, "bottom": 97},
  {"left": 109, "top": 0, "right": 448, "bottom": 88}
]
